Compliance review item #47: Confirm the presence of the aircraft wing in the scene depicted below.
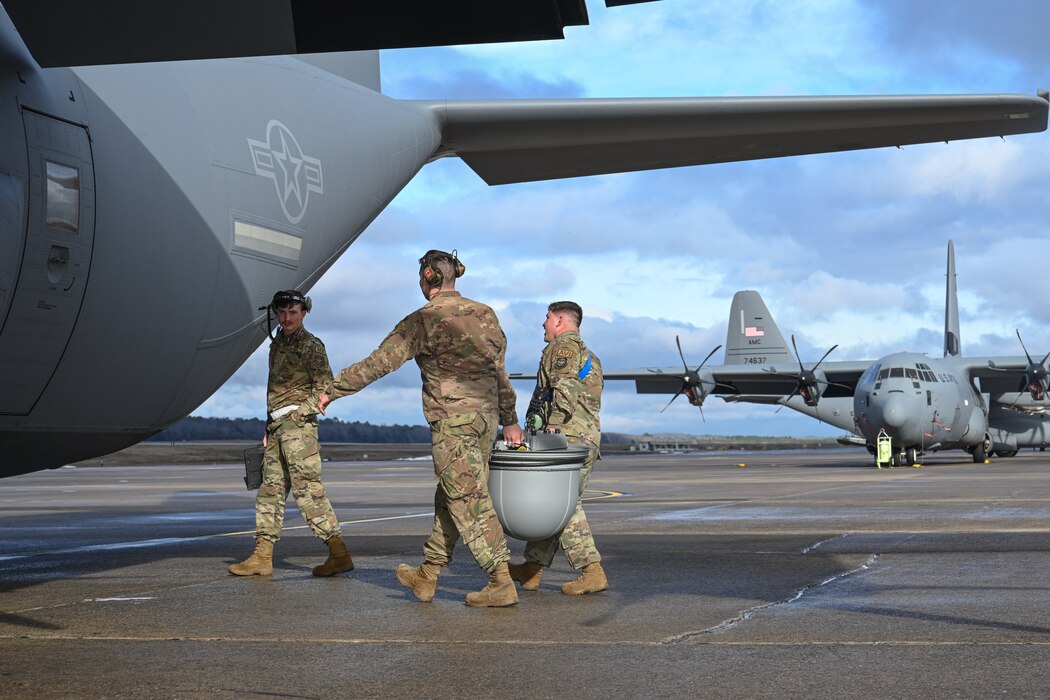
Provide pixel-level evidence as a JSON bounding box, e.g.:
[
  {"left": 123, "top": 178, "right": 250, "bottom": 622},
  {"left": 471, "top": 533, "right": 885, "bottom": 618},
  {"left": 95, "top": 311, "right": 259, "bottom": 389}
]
[
  {"left": 424, "top": 93, "right": 1049, "bottom": 184},
  {"left": 509, "top": 372, "right": 538, "bottom": 382},
  {"left": 721, "top": 395, "right": 785, "bottom": 406},
  {"left": 605, "top": 360, "right": 873, "bottom": 399},
  {"left": 2, "top": 0, "right": 656, "bottom": 67},
  {"left": 960, "top": 356, "right": 1036, "bottom": 395}
]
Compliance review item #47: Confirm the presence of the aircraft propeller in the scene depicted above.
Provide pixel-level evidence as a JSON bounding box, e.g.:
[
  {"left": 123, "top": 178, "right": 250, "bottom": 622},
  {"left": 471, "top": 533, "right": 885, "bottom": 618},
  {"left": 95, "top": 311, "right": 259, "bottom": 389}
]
[
  {"left": 659, "top": 336, "right": 724, "bottom": 422},
  {"left": 1015, "top": 329, "right": 1050, "bottom": 401},
  {"left": 763, "top": 335, "right": 850, "bottom": 409}
]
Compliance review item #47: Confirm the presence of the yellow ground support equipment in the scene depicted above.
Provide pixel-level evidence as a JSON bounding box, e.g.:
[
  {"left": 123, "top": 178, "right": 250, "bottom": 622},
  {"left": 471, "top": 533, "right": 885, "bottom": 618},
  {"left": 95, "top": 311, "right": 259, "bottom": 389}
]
[{"left": 876, "top": 429, "right": 893, "bottom": 469}]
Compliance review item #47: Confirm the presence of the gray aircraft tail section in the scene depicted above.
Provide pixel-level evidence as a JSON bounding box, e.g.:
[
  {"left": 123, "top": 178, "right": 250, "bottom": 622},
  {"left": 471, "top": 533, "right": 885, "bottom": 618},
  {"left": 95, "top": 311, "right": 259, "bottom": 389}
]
[
  {"left": 724, "top": 290, "right": 795, "bottom": 366},
  {"left": 944, "top": 240, "right": 961, "bottom": 357},
  {"left": 296, "top": 51, "right": 381, "bottom": 92}
]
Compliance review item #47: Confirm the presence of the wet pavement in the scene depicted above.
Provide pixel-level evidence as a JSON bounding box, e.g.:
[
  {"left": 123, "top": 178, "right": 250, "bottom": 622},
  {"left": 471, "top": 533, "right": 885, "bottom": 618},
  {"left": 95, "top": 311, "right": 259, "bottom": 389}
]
[{"left": 2, "top": 449, "right": 1050, "bottom": 698}]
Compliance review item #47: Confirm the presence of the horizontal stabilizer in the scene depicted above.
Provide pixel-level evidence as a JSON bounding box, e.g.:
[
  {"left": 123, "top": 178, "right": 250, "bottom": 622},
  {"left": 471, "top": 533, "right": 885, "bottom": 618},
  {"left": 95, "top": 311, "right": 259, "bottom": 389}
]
[
  {"left": 424, "top": 93, "right": 1049, "bottom": 184},
  {"left": 508, "top": 372, "right": 538, "bottom": 381}
]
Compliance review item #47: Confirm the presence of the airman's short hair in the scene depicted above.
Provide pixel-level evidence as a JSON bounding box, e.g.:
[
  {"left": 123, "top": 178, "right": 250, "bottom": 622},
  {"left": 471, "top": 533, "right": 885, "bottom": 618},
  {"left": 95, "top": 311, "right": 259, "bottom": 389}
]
[
  {"left": 548, "top": 300, "right": 583, "bottom": 327},
  {"left": 418, "top": 249, "right": 465, "bottom": 287}
]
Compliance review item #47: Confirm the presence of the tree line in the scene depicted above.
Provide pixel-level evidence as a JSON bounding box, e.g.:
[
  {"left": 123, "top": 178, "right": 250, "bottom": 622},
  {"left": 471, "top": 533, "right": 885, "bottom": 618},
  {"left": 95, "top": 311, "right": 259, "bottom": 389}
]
[
  {"left": 148, "top": 416, "right": 431, "bottom": 443},
  {"left": 148, "top": 416, "right": 635, "bottom": 445}
]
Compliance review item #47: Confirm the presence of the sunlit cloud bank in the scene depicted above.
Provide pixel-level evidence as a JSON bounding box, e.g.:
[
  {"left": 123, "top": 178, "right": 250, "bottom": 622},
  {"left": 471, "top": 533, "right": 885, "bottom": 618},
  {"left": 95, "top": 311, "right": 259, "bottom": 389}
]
[{"left": 200, "top": 1, "right": 1050, "bottom": 437}]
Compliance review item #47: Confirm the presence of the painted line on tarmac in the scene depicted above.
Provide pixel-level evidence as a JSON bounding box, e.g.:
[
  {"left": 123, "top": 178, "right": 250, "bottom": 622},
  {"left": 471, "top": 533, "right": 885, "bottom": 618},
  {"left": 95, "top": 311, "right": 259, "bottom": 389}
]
[
  {"left": 0, "top": 512, "right": 432, "bottom": 562},
  {"left": 583, "top": 489, "right": 627, "bottom": 501},
  {"left": 0, "top": 490, "right": 627, "bottom": 562}
]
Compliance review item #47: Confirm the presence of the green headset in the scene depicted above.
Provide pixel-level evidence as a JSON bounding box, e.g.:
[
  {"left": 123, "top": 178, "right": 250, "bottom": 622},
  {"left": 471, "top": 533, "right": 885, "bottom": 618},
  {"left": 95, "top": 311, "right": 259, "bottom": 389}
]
[{"left": 419, "top": 249, "right": 465, "bottom": 286}]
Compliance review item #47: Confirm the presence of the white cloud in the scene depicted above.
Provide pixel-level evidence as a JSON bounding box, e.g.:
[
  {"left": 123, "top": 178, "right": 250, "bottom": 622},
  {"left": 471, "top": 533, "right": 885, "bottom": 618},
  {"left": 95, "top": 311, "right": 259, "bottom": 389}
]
[
  {"left": 888, "top": 139, "right": 1031, "bottom": 204},
  {"left": 200, "top": 1, "right": 1050, "bottom": 438}
]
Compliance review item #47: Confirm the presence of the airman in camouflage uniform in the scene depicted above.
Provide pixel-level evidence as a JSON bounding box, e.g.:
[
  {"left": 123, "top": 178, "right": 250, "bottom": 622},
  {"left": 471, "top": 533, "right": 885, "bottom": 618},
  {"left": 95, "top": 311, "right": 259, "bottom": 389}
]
[
  {"left": 319, "top": 250, "right": 525, "bottom": 607},
  {"left": 229, "top": 290, "right": 354, "bottom": 578},
  {"left": 509, "top": 300, "right": 609, "bottom": 595}
]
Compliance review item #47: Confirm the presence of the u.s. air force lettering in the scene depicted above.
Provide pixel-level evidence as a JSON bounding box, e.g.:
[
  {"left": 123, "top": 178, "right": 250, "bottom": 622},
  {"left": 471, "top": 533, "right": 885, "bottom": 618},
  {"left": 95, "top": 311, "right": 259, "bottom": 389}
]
[{"left": 248, "top": 120, "right": 324, "bottom": 225}]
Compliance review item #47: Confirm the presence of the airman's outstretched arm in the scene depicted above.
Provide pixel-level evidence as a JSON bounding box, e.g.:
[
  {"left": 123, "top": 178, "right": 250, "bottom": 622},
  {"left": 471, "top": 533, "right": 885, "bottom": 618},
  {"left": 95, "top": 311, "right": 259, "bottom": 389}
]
[{"left": 324, "top": 315, "right": 422, "bottom": 404}]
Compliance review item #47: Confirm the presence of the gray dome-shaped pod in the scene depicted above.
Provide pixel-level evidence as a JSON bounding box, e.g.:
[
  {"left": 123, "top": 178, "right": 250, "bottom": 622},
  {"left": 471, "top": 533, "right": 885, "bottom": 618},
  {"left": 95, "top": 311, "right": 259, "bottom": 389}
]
[{"left": 489, "top": 436, "right": 588, "bottom": 541}]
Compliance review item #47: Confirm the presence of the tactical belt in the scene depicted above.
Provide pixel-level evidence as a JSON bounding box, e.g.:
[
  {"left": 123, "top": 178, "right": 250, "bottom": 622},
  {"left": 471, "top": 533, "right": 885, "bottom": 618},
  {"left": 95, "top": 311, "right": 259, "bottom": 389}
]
[{"left": 269, "top": 404, "right": 300, "bottom": 421}]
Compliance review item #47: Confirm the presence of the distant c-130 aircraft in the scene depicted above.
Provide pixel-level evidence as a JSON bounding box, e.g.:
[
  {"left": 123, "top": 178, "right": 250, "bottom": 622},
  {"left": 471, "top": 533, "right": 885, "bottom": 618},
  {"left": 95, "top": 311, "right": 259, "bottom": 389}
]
[
  {"left": 605, "top": 241, "right": 1050, "bottom": 466},
  {"left": 0, "top": 1, "right": 1046, "bottom": 477}
]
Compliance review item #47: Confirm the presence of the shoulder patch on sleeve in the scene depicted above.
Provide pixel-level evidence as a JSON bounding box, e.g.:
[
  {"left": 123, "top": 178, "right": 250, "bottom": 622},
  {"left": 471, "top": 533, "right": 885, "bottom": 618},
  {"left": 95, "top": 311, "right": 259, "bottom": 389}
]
[
  {"left": 555, "top": 357, "right": 568, "bottom": 369},
  {"left": 555, "top": 348, "right": 574, "bottom": 359}
]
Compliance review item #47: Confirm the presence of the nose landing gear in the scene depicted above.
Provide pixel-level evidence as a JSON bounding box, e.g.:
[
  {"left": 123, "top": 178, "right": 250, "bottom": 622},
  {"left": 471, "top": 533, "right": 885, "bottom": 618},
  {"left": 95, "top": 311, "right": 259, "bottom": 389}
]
[{"left": 874, "top": 430, "right": 923, "bottom": 468}]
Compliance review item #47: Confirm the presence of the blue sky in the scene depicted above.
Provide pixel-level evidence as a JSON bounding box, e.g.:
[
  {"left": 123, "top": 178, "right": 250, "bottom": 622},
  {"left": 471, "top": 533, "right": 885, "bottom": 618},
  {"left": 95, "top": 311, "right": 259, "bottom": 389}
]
[{"left": 199, "top": 0, "right": 1050, "bottom": 437}]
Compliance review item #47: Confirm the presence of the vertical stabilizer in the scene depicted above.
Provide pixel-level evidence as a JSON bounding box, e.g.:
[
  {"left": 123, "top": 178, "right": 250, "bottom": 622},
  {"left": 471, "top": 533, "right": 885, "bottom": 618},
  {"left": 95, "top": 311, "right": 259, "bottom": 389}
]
[
  {"left": 296, "top": 51, "right": 381, "bottom": 92},
  {"left": 724, "top": 291, "right": 795, "bottom": 365},
  {"left": 944, "top": 240, "right": 961, "bottom": 357}
]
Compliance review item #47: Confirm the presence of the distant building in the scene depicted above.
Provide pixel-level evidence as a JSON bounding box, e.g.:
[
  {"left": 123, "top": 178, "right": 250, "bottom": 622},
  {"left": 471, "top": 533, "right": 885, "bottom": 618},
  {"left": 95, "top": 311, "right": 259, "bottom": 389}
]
[{"left": 632, "top": 438, "right": 703, "bottom": 452}]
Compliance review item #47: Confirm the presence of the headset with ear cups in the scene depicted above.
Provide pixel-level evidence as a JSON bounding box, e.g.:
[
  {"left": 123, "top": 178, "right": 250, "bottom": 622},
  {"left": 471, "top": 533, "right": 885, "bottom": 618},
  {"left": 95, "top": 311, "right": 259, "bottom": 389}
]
[
  {"left": 271, "top": 289, "right": 312, "bottom": 312},
  {"left": 419, "top": 249, "right": 465, "bottom": 287},
  {"left": 258, "top": 290, "right": 312, "bottom": 340}
]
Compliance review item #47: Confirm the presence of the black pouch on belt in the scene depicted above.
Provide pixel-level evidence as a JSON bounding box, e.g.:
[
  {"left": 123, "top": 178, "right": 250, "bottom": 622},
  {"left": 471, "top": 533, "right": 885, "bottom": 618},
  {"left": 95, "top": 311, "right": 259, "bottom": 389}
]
[{"left": 243, "top": 445, "right": 265, "bottom": 490}]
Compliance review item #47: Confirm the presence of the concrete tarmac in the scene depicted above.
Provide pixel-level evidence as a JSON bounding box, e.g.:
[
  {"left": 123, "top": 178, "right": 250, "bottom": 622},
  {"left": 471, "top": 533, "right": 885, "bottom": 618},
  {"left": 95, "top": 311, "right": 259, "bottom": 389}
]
[{"left": 2, "top": 449, "right": 1050, "bottom": 698}]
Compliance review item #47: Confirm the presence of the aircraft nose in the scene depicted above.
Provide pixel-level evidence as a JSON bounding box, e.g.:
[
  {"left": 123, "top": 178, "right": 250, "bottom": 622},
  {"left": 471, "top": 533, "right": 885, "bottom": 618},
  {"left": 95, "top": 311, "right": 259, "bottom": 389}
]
[{"left": 880, "top": 394, "right": 909, "bottom": 428}]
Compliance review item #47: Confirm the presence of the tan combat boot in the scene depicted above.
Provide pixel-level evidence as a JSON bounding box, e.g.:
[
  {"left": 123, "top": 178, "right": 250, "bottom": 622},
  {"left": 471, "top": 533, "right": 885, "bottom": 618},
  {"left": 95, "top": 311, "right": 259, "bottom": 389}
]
[
  {"left": 228, "top": 538, "right": 274, "bottom": 576},
  {"left": 312, "top": 535, "right": 355, "bottom": 577},
  {"left": 562, "top": 562, "right": 608, "bottom": 596},
  {"left": 395, "top": 561, "right": 442, "bottom": 602},
  {"left": 508, "top": 560, "right": 544, "bottom": 591},
  {"left": 465, "top": 562, "right": 519, "bottom": 608}
]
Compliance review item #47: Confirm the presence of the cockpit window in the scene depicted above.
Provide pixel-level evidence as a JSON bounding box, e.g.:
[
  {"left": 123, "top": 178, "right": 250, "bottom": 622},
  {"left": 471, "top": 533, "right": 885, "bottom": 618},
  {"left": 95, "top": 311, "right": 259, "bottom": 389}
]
[
  {"left": 861, "top": 364, "right": 881, "bottom": 385},
  {"left": 890, "top": 367, "right": 904, "bottom": 378},
  {"left": 46, "top": 161, "right": 79, "bottom": 233},
  {"left": 878, "top": 368, "right": 889, "bottom": 380},
  {"left": 905, "top": 368, "right": 918, "bottom": 380}
]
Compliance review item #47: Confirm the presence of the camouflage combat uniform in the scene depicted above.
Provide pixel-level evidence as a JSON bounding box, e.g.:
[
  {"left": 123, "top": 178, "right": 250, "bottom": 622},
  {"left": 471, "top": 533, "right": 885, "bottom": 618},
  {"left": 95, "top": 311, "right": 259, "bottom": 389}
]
[
  {"left": 524, "top": 330, "right": 603, "bottom": 569},
  {"left": 256, "top": 325, "right": 342, "bottom": 543},
  {"left": 326, "top": 291, "right": 518, "bottom": 573}
]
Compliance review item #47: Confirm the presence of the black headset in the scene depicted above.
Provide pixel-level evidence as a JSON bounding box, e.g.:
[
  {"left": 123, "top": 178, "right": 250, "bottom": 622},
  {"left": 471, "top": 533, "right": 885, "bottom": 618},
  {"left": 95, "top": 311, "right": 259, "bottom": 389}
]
[
  {"left": 419, "top": 249, "right": 465, "bottom": 287},
  {"left": 271, "top": 289, "right": 312, "bottom": 312},
  {"left": 258, "top": 290, "right": 312, "bottom": 339}
]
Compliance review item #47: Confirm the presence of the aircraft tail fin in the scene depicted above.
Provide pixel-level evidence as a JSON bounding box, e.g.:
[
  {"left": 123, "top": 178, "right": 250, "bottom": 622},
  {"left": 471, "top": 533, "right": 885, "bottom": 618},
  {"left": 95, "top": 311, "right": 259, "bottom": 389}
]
[
  {"left": 944, "top": 240, "right": 961, "bottom": 357},
  {"left": 296, "top": 51, "right": 380, "bottom": 92},
  {"left": 724, "top": 290, "right": 795, "bottom": 366}
]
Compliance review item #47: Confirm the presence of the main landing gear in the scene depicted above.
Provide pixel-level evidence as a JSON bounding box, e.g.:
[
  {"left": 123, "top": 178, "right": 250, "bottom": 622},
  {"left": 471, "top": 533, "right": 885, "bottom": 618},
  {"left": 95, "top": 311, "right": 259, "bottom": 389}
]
[{"left": 968, "top": 434, "right": 991, "bottom": 463}]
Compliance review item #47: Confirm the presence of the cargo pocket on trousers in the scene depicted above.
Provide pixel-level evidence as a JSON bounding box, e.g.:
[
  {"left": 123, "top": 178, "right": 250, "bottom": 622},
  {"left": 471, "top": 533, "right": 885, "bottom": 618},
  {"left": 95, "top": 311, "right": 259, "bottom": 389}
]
[{"left": 432, "top": 413, "right": 483, "bottom": 501}]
